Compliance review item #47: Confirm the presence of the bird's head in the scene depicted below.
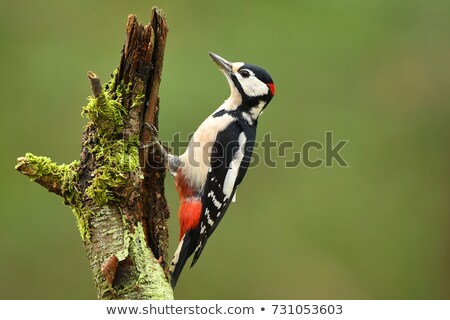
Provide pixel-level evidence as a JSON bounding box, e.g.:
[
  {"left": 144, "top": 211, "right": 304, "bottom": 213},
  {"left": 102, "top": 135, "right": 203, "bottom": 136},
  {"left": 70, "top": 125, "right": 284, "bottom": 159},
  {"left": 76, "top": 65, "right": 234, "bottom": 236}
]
[{"left": 209, "top": 52, "right": 275, "bottom": 116}]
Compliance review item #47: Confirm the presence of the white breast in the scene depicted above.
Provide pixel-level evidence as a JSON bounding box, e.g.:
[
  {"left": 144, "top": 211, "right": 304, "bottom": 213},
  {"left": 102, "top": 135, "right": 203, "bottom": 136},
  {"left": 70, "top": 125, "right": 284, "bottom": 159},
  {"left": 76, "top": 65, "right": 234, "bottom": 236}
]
[{"left": 179, "top": 110, "right": 236, "bottom": 191}]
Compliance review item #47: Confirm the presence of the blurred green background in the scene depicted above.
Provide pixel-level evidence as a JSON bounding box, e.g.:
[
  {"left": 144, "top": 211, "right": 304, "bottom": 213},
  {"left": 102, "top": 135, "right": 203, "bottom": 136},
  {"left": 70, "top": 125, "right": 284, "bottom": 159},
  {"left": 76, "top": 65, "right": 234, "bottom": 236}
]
[{"left": 1, "top": 0, "right": 449, "bottom": 299}]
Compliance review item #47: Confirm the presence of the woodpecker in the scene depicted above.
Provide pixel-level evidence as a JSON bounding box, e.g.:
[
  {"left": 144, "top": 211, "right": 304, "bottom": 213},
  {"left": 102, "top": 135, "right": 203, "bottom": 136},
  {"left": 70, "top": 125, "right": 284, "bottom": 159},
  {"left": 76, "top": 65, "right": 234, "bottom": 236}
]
[{"left": 168, "top": 52, "right": 275, "bottom": 288}]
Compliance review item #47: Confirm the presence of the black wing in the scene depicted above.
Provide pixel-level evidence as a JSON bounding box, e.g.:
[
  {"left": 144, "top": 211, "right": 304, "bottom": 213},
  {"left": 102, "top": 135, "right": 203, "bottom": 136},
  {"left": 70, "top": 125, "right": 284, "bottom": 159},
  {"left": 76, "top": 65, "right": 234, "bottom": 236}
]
[{"left": 190, "top": 119, "right": 256, "bottom": 267}]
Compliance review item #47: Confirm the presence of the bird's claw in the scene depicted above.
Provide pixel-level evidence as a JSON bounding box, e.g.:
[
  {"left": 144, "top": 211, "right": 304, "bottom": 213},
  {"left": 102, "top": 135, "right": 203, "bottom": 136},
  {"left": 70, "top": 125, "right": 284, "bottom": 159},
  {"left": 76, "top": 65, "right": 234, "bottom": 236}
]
[
  {"left": 143, "top": 122, "right": 159, "bottom": 136},
  {"left": 141, "top": 122, "right": 169, "bottom": 165}
]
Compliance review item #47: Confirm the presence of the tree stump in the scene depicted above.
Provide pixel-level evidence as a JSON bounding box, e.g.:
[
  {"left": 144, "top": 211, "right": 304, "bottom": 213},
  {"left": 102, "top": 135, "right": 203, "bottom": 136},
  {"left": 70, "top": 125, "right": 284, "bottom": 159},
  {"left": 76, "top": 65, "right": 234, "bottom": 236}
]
[{"left": 15, "top": 7, "right": 173, "bottom": 300}]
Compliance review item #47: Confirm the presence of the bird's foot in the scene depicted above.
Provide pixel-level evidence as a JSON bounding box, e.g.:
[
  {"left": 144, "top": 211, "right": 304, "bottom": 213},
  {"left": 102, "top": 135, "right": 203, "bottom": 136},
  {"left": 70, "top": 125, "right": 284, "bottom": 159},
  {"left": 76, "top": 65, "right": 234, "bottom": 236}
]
[{"left": 140, "top": 122, "right": 169, "bottom": 166}]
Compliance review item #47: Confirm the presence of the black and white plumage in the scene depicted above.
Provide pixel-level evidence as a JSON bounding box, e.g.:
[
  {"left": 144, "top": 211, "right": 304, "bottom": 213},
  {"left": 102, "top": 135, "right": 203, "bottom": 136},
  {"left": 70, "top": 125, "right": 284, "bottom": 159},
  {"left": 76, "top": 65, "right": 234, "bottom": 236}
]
[{"left": 168, "top": 53, "right": 275, "bottom": 288}]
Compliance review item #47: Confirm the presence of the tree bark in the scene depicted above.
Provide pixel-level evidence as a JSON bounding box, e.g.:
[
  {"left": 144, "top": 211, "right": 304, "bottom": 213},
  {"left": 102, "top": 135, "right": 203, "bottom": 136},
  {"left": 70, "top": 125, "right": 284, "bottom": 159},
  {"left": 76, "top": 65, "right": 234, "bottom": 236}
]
[{"left": 15, "top": 7, "right": 173, "bottom": 299}]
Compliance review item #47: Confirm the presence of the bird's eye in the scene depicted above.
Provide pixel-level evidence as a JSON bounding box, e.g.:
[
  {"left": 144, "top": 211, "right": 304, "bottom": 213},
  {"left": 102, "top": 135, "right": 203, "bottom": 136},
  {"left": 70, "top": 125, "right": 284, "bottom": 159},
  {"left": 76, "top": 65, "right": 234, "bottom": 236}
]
[{"left": 239, "top": 69, "right": 251, "bottom": 78}]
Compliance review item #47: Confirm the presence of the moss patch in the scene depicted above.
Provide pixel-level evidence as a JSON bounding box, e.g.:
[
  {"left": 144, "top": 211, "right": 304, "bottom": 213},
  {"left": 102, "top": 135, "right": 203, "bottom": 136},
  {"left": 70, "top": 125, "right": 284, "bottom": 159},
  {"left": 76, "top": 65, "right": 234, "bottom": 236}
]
[
  {"left": 81, "top": 74, "right": 142, "bottom": 207},
  {"left": 19, "top": 153, "right": 92, "bottom": 239},
  {"left": 82, "top": 87, "right": 126, "bottom": 135},
  {"left": 85, "top": 136, "right": 140, "bottom": 206},
  {"left": 23, "top": 153, "right": 78, "bottom": 186}
]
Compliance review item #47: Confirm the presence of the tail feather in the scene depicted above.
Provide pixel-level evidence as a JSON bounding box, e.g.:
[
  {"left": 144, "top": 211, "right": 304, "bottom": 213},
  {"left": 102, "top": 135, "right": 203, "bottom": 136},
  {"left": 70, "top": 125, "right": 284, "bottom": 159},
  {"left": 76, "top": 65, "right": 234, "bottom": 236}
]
[{"left": 169, "top": 228, "right": 199, "bottom": 288}]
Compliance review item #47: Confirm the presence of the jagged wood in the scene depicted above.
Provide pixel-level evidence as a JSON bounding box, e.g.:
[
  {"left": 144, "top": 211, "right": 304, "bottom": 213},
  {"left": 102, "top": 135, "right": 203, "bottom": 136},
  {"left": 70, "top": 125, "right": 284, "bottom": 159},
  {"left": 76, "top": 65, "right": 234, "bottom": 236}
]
[{"left": 15, "top": 8, "right": 173, "bottom": 299}]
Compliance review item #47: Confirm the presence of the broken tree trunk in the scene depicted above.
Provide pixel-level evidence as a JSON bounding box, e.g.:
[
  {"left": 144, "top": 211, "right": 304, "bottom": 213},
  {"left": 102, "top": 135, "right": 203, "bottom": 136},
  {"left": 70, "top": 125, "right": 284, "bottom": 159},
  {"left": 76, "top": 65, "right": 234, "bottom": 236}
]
[{"left": 15, "top": 7, "right": 173, "bottom": 299}]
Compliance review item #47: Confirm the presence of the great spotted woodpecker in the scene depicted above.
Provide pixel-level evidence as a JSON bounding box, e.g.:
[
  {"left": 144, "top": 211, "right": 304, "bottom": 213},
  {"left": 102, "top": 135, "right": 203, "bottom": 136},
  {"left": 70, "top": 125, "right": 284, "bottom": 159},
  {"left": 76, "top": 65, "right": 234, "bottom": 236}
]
[{"left": 168, "top": 53, "right": 275, "bottom": 288}]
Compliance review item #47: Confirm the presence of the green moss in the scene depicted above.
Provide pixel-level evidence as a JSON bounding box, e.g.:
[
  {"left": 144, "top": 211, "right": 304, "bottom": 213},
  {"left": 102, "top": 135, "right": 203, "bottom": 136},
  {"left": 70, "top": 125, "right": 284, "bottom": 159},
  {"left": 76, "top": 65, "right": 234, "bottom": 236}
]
[
  {"left": 23, "top": 74, "right": 144, "bottom": 241},
  {"left": 85, "top": 136, "right": 140, "bottom": 206},
  {"left": 24, "top": 153, "right": 80, "bottom": 203},
  {"left": 24, "top": 153, "right": 76, "bottom": 183},
  {"left": 81, "top": 70, "right": 131, "bottom": 134},
  {"left": 131, "top": 93, "right": 145, "bottom": 109},
  {"left": 116, "top": 80, "right": 134, "bottom": 102},
  {"left": 105, "top": 69, "right": 118, "bottom": 92},
  {"left": 72, "top": 207, "right": 94, "bottom": 242},
  {"left": 22, "top": 153, "right": 91, "bottom": 240},
  {"left": 81, "top": 76, "right": 142, "bottom": 207},
  {"left": 82, "top": 93, "right": 125, "bottom": 133}
]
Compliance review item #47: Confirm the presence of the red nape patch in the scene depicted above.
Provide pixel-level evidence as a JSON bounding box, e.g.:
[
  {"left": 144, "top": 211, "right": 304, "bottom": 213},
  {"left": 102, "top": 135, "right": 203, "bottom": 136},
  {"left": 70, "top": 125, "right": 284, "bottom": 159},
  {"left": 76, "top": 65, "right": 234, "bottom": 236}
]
[
  {"left": 267, "top": 83, "right": 276, "bottom": 96},
  {"left": 178, "top": 198, "right": 202, "bottom": 240}
]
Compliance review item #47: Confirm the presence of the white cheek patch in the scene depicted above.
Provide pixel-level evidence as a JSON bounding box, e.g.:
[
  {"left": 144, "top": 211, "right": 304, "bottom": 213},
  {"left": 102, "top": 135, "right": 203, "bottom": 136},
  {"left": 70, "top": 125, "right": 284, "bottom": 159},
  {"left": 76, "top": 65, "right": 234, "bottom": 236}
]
[{"left": 239, "top": 75, "right": 269, "bottom": 97}]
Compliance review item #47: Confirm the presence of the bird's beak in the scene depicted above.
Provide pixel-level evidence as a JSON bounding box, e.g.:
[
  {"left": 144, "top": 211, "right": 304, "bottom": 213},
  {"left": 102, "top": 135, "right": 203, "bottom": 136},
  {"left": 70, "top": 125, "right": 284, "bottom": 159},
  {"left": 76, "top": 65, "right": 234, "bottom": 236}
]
[{"left": 209, "top": 52, "right": 232, "bottom": 74}]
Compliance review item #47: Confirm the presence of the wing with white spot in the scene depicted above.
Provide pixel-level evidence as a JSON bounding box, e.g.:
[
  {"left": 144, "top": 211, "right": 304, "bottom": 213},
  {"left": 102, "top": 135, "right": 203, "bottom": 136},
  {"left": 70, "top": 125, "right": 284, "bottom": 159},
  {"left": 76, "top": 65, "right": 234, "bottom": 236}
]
[{"left": 190, "top": 120, "right": 256, "bottom": 267}]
